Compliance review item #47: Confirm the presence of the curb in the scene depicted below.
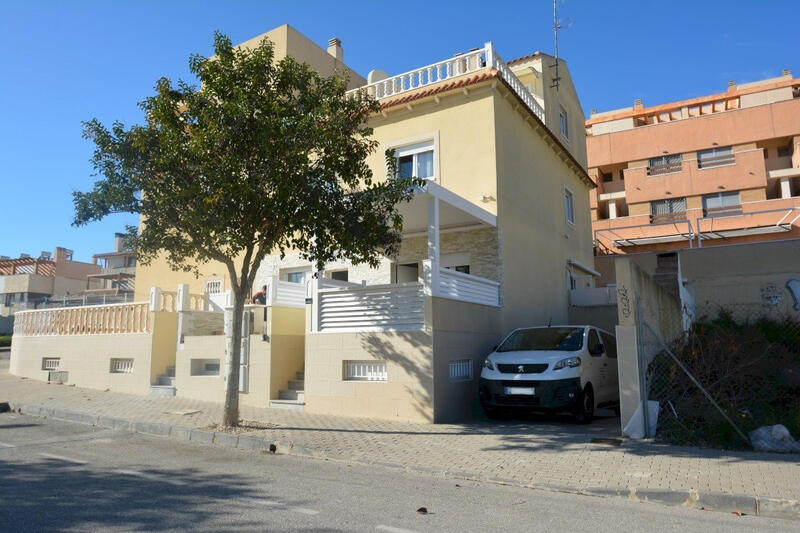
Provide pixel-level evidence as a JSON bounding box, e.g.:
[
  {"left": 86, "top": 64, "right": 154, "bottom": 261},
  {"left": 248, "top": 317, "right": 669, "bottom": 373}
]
[{"left": 6, "top": 400, "right": 799, "bottom": 521}]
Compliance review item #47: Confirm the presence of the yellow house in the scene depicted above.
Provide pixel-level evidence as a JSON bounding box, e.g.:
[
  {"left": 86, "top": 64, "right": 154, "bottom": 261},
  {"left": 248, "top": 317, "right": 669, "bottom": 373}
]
[{"left": 11, "top": 25, "right": 595, "bottom": 423}]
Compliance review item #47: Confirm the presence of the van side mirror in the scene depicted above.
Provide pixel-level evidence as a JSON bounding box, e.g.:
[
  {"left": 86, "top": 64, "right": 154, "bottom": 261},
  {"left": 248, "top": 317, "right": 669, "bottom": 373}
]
[{"left": 589, "top": 343, "right": 605, "bottom": 355}]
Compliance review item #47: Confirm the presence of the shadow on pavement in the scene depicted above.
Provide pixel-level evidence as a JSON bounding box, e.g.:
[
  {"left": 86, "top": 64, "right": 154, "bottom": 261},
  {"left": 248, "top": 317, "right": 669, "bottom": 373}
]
[{"left": 0, "top": 456, "right": 333, "bottom": 531}]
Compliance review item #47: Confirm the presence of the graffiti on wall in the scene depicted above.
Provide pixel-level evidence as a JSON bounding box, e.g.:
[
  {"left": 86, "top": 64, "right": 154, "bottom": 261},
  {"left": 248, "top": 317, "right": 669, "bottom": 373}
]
[{"left": 760, "top": 284, "right": 784, "bottom": 307}]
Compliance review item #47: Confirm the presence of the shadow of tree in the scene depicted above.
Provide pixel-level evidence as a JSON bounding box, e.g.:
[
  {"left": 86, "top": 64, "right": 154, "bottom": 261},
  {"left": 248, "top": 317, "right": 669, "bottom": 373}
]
[
  {"left": 0, "top": 456, "right": 338, "bottom": 531},
  {"left": 360, "top": 331, "right": 434, "bottom": 422}
]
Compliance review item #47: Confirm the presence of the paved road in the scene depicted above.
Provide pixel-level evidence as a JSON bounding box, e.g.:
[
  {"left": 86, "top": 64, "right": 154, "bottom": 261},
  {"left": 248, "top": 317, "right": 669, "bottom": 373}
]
[{"left": 0, "top": 414, "right": 792, "bottom": 532}]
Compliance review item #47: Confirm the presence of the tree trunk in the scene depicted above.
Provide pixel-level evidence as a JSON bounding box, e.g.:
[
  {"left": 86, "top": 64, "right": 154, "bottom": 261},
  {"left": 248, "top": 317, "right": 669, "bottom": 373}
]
[{"left": 222, "top": 287, "right": 246, "bottom": 427}]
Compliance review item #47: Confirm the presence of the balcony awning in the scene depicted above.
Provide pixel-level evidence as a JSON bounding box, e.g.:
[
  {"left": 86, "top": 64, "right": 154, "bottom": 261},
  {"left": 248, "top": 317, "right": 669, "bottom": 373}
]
[
  {"left": 398, "top": 181, "right": 496, "bottom": 235},
  {"left": 614, "top": 233, "right": 693, "bottom": 247},
  {"left": 698, "top": 224, "right": 793, "bottom": 242}
]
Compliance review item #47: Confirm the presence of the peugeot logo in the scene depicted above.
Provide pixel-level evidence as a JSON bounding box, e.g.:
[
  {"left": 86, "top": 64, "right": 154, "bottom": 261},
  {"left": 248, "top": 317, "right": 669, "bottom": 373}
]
[{"left": 517, "top": 365, "right": 525, "bottom": 373}]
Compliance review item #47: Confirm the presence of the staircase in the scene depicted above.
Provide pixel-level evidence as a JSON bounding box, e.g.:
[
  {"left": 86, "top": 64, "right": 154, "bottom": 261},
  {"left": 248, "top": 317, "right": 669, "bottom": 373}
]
[
  {"left": 270, "top": 371, "right": 305, "bottom": 411},
  {"left": 149, "top": 366, "right": 176, "bottom": 396}
]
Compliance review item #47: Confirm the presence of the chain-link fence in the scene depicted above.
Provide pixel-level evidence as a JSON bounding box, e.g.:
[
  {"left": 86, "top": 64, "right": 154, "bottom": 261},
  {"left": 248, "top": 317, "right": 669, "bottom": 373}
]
[{"left": 638, "top": 301, "right": 800, "bottom": 452}]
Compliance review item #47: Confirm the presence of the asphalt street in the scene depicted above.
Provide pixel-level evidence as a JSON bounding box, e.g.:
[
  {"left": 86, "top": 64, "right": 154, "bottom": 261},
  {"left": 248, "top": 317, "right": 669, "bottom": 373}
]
[{"left": 0, "top": 413, "right": 794, "bottom": 532}]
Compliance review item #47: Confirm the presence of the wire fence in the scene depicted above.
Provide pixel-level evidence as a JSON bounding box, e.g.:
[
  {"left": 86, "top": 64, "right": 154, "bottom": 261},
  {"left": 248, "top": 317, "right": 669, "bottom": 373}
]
[{"left": 639, "top": 302, "right": 800, "bottom": 452}]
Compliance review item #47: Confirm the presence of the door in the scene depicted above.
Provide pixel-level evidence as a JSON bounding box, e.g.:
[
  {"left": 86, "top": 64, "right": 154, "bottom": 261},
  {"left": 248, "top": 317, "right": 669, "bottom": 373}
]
[
  {"left": 600, "top": 331, "right": 619, "bottom": 405},
  {"left": 586, "top": 328, "right": 608, "bottom": 402}
]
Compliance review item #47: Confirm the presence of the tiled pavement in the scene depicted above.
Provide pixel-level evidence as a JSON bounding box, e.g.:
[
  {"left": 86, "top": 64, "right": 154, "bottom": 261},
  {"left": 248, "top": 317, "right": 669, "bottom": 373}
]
[{"left": 1, "top": 366, "right": 799, "bottom": 504}]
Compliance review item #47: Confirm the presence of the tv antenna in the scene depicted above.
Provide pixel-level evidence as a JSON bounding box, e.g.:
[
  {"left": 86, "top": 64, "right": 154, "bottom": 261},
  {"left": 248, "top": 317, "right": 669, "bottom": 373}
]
[{"left": 551, "top": 0, "right": 572, "bottom": 91}]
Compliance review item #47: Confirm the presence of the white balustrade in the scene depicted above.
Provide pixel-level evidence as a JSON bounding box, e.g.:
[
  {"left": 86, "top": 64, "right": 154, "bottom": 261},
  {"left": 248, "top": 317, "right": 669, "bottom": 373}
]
[
  {"left": 437, "top": 267, "right": 500, "bottom": 307},
  {"left": 14, "top": 302, "right": 151, "bottom": 336},
  {"left": 316, "top": 282, "right": 425, "bottom": 332},
  {"left": 347, "top": 42, "right": 545, "bottom": 123}
]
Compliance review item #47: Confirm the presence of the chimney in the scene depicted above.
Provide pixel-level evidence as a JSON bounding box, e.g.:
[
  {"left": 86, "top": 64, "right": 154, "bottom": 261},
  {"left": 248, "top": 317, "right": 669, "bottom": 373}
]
[
  {"left": 19, "top": 253, "right": 30, "bottom": 259},
  {"left": 782, "top": 68, "right": 792, "bottom": 77},
  {"left": 39, "top": 251, "right": 51, "bottom": 261},
  {"left": 633, "top": 98, "right": 643, "bottom": 109},
  {"left": 114, "top": 232, "right": 125, "bottom": 252},
  {"left": 327, "top": 37, "right": 343, "bottom": 62}
]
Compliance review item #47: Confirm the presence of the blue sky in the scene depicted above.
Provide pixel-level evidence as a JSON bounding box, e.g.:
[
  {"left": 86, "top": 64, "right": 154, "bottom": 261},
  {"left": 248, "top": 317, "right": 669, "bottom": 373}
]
[{"left": 1, "top": 0, "right": 797, "bottom": 261}]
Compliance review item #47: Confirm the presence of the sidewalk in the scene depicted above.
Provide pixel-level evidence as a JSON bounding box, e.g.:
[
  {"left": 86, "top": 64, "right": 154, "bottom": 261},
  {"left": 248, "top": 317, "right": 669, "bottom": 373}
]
[{"left": 2, "top": 368, "right": 798, "bottom": 519}]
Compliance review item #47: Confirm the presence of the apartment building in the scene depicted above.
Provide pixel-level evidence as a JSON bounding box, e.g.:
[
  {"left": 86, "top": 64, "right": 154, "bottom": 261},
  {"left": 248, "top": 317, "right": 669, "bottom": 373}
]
[
  {"left": 12, "top": 25, "right": 595, "bottom": 423},
  {"left": 586, "top": 72, "right": 800, "bottom": 255},
  {"left": 0, "top": 247, "right": 101, "bottom": 318},
  {"left": 89, "top": 233, "right": 137, "bottom": 299}
]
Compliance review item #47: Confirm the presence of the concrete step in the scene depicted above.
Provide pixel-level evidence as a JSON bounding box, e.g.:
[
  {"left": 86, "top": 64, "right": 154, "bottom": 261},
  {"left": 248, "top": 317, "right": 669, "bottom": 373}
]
[
  {"left": 270, "top": 399, "right": 305, "bottom": 411},
  {"left": 157, "top": 376, "right": 176, "bottom": 387},
  {"left": 288, "top": 379, "right": 304, "bottom": 391},
  {"left": 149, "top": 385, "right": 176, "bottom": 397},
  {"left": 165, "top": 366, "right": 175, "bottom": 377},
  {"left": 278, "top": 389, "right": 305, "bottom": 401},
  {"left": 296, "top": 371, "right": 304, "bottom": 380}
]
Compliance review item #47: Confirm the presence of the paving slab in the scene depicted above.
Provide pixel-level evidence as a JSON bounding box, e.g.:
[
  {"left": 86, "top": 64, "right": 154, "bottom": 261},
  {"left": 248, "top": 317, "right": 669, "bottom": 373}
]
[{"left": 2, "top": 370, "right": 799, "bottom": 520}]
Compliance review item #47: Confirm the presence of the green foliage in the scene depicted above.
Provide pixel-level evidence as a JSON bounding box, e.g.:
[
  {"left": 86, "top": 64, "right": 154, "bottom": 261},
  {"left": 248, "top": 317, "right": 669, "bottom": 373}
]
[
  {"left": 74, "top": 32, "right": 419, "bottom": 293},
  {"left": 0, "top": 335, "right": 10, "bottom": 347}
]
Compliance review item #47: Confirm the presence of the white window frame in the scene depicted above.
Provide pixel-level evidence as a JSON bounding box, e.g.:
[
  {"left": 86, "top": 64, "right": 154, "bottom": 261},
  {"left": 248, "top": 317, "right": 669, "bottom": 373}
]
[
  {"left": 41, "top": 357, "right": 60, "bottom": 371},
  {"left": 564, "top": 186, "right": 575, "bottom": 226},
  {"left": 559, "top": 104, "right": 569, "bottom": 141},
  {"left": 204, "top": 279, "right": 223, "bottom": 294},
  {"left": 280, "top": 266, "right": 312, "bottom": 285},
  {"left": 109, "top": 358, "right": 134, "bottom": 374},
  {"left": 388, "top": 132, "right": 440, "bottom": 183}
]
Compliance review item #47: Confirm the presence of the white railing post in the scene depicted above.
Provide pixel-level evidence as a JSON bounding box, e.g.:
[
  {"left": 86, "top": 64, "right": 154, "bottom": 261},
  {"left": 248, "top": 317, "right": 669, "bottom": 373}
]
[
  {"left": 426, "top": 196, "right": 440, "bottom": 297},
  {"left": 176, "top": 283, "right": 190, "bottom": 311},
  {"left": 310, "top": 276, "right": 320, "bottom": 333},
  {"left": 484, "top": 41, "right": 495, "bottom": 68},
  {"left": 269, "top": 276, "right": 279, "bottom": 307},
  {"left": 149, "top": 287, "right": 162, "bottom": 312}
]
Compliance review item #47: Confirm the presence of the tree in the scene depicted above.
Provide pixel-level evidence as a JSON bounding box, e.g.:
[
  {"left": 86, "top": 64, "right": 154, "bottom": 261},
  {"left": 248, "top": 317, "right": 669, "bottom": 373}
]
[{"left": 74, "top": 32, "right": 418, "bottom": 426}]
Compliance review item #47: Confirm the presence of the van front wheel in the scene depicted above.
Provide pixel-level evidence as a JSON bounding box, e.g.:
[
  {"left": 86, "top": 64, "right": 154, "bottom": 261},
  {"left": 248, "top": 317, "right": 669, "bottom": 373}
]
[{"left": 573, "top": 385, "right": 594, "bottom": 424}]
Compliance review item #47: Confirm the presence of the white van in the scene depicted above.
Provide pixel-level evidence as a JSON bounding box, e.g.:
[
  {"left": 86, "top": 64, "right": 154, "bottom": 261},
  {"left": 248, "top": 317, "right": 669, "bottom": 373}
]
[{"left": 478, "top": 325, "right": 619, "bottom": 422}]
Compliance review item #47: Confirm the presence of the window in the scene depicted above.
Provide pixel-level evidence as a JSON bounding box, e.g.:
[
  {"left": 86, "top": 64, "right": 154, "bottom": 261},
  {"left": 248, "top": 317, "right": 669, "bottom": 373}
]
[
  {"left": 343, "top": 361, "right": 387, "bottom": 382},
  {"left": 587, "top": 329, "right": 602, "bottom": 357},
  {"left": 497, "top": 327, "right": 584, "bottom": 352},
  {"left": 564, "top": 187, "right": 575, "bottom": 224},
  {"left": 281, "top": 268, "right": 311, "bottom": 284},
  {"left": 702, "top": 191, "right": 741, "bottom": 217},
  {"left": 647, "top": 154, "right": 682, "bottom": 176},
  {"left": 777, "top": 144, "right": 793, "bottom": 158},
  {"left": 619, "top": 169, "right": 625, "bottom": 181},
  {"left": 3, "top": 293, "right": 15, "bottom": 306},
  {"left": 41, "top": 358, "right": 60, "bottom": 371},
  {"left": 109, "top": 358, "right": 134, "bottom": 374},
  {"left": 559, "top": 105, "right": 569, "bottom": 139},
  {"left": 650, "top": 197, "right": 687, "bottom": 218},
  {"left": 396, "top": 141, "right": 434, "bottom": 180},
  {"left": 448, "top": 359, "right": 473, "bottom": 382},
  {"left": 330, "top": 270, "right": 348, "bottom": 282},
  {"left": 190, "top": 358, "right": 220, "bottom": 376},
  {"left": 600, "top": 332, "right": 617, "bottom": 359},
  {"left": 204, "top": 279, "right": 222, "bottom": 294},
  {"left": 697, "top": 146, "right": 734, "bottom": 169},
  {"left": 601, "top": 172, "right": 613, "bottom": 183},
  {"left": 445, "top": 265, "right": 470, "bottom": 274}
]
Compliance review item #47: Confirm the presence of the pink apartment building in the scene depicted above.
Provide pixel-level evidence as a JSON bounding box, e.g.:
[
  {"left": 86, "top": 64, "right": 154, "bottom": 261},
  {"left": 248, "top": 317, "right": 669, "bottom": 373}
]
[{"left": 586, "top": 71, "right": 800, "bottom": 255}]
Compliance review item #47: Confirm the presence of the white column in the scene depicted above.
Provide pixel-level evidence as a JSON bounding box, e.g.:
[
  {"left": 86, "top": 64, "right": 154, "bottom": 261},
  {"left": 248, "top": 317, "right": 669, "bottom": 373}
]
[
  {"left": 608, "top": 200, "right": 618, "bottom": 219},
  {"left": 309, "top": 276, "right": 320, "bottom": 332},
  {"left": 176, "top": 283, "right": 190, "bottom": 311},
  {"left": 780, "top": 177, "right": 792, "bottom": 199},
  {"left": 426, "top": 196, "right": 440, "bottom": 297},
  {"left": 149, "top": 287, "right": 162, "bottom": 312},
  {"left": 484, "top": 41, "right": 495, "bottom": 68}
]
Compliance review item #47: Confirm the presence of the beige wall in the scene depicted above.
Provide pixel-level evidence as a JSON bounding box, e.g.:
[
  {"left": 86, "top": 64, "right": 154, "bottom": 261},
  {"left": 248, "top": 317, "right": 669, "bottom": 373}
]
[
  {"left": 430, "top": 297, "right": 501, "bottom": 422},
  {"left": 236, "top": 24, "right": 365, "bottom": 90},
  {"left": 493, "top": 88, "right": 595, "bottom": 332},
  {"left": 0, "top": 274, "right": 53, "bottom": 295},
  {"left": 9, "top": 311, "right": 176, "bottom": 395},
  {"left": 175, "top": 305, "right": 305, "bottom": 406}
]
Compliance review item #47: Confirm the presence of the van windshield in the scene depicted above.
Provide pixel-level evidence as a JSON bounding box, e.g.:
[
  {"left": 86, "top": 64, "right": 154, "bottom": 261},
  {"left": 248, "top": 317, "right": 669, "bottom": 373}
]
[{"left": 497, "top": 327, "right": 584, "bottom": 352}]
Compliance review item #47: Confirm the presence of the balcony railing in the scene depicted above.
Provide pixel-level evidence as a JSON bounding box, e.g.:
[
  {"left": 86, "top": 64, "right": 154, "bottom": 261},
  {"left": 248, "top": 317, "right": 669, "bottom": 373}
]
[
  {"left": 697, "top": 153, "right": 736, "bottom": 169},
  {"left": 646, "top": 161, "right": 683, "bottom": 176},
  {"left": 14, "top": 301, "right": 152, "bottom": 336},
  {"left": 347, "top": 42, "right": 544, "bottom": 123}
]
